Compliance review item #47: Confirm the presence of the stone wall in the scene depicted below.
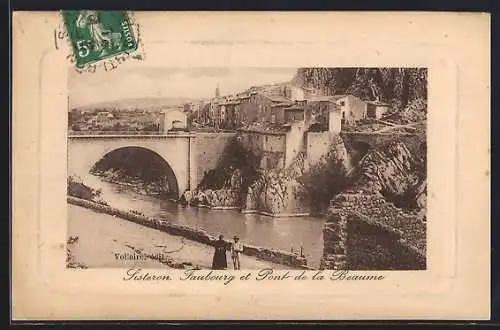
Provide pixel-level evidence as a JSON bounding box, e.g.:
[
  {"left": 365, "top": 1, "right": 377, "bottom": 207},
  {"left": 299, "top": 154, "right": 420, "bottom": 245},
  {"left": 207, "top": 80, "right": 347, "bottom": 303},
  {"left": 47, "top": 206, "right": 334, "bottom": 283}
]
[
  {"left": 238, "top": 131, "right": 286, "bottom": 170},
  {"left": 321, "top": 192, "right": 426, "bottom": 270},
  {"left": 189, "top": 133, "right": 237, "bottom": 190},
  {"left": 322, "top": 133, "right": 426, "bottom": 270},
  {"left": 344, "top": 94, "right": 368, "bottom": 123},
  {"left": 285, "top": 122, "right": 306, "bottom": 168},
  {"left": 305, "top": 132, "right": 336, "bottom": 170},
  {"left": 68, "top": 196, "right": 309, "bottom": 269},
  {"left": 341, "top": 132, "right": 423, "bottom": 154}
]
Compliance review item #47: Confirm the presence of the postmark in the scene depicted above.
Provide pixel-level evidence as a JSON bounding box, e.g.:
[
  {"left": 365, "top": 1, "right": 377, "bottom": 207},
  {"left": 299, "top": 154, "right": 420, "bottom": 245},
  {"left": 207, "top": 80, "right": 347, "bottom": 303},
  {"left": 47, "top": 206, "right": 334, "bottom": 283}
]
[{"left": 61, "top": 11, "right": 142, "bottom": 69}]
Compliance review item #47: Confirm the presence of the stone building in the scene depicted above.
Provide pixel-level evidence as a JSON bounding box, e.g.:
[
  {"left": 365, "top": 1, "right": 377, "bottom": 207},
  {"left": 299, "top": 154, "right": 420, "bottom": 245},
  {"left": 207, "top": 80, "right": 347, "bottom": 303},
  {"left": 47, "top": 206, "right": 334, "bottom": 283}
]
[
  {"left": 303, "top": 97, "right": 342, "bottom": 134},
  {"left": 238, "top": 121, "right": 307, "bottom": 170},
  {"left": 284, "top": 105, "right": 305, "bottom": 122},
  {"left": 159, "top": 108, "right": 187, "bottom": 132},
  {"left": 366, "top": 100, "right": 391, "bottom": 119},
  {"left": 334, "top": 94, "right": 368, "bottom": 123},
  {"left": 270, "top": 102, "right": 294, "bottom": 124}
]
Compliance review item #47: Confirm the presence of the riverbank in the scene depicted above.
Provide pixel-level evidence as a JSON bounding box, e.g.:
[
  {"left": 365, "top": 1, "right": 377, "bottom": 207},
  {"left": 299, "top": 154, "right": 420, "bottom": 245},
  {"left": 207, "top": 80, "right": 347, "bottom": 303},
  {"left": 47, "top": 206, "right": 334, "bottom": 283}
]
[
  {"left": 68, "top": 196, "right": 311, "bottom": 269},
  {"left": 68, "top": 204, "right": 292, "bottom": 270},
  {"left": 90, "top": 168, "right": 177, "bottom": 199},
  {"left": 191, "top": 203, "right": 312, "bottom": 217}
]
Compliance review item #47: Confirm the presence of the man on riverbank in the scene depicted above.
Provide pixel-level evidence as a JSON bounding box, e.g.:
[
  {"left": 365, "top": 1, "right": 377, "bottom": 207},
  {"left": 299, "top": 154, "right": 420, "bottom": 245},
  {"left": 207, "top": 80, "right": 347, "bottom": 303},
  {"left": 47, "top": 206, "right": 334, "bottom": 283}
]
[{"left": 230, "top": 235, "right": 243, "bottom": 270}]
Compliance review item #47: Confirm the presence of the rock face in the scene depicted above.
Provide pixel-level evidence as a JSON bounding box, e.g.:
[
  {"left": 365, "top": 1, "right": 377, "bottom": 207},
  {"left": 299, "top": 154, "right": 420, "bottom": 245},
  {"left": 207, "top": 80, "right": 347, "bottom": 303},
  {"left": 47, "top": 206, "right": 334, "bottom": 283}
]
[
  {"left": 353, "top": 141, "right": 426, "bottom": 211},
  {"left": 189, "top": 188, "right": 242, "bottom": 208},
  {"left": 186, "top": 170, "right": 244, "bottom": 208},
  {"left": 245, "top": 172, "right": 309, "bottom": 215},
  {"left": 321, "top": 136, "right": 427, "bottom": 270},
  {"left": 243, "top": 153, "right": 310, "bottom": 215}
]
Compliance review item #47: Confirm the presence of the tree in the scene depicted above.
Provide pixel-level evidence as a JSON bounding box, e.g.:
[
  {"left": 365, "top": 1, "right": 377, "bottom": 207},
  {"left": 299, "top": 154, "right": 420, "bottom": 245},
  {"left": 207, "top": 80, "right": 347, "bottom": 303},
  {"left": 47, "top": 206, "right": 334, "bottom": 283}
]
[{"left": 299, "top": 150, "right": 351, "bottom": 212}]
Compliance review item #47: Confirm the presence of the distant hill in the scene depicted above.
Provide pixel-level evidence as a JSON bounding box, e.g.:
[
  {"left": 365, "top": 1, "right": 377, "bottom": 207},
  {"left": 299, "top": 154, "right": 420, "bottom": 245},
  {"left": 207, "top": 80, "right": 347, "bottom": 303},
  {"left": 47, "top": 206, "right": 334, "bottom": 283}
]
[{"left": 72, "top": 97, "right": 206, "bottom": 112}]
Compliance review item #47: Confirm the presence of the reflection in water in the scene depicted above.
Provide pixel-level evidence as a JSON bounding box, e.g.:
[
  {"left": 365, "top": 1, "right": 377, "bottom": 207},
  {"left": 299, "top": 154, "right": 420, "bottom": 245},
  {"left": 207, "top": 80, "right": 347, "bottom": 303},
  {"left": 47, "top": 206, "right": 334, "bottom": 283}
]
[{"left": 77, "top": 173, "right": 326, "bottom": 268}]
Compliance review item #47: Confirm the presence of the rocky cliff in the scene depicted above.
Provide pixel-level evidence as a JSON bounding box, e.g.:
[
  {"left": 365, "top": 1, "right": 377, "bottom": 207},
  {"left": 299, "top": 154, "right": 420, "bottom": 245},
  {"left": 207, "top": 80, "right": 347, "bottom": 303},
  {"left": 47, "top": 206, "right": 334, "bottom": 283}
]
[
  {"left": 291, "top": 68, "right": 428, "bottom": 111},
  {"left": 322, "top": 135, "right": 427, "bottom": 270}
]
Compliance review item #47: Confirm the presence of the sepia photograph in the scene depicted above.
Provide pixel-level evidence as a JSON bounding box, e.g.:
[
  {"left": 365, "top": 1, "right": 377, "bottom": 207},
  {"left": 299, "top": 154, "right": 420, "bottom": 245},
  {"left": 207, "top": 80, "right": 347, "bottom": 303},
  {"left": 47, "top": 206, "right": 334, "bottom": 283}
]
[{"left": 66, "top": 67, "right": 428, "bottom": 271}]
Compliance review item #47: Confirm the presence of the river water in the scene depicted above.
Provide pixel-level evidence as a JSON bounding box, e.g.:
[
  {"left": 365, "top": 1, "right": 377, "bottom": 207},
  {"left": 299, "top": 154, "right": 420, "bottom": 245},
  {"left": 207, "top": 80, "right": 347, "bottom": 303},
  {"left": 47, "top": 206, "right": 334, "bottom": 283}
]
[{"left": 77, "top": 173, "right": 327, "bottom": 268}]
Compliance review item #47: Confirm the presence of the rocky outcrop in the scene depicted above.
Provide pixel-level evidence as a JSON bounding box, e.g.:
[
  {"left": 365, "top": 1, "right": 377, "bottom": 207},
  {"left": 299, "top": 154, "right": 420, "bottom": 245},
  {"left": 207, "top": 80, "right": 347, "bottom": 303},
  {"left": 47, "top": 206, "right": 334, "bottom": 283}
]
[
  {"left": 243, "top": 153, "right": 310, "bottom": 216},
  {"left": 186, "top": 168, "right": 245, "bottom": 208},
  {"left": 352, "top": 140, "right": 426, "bottom": 211},
  {"left": 91, "top": 169, "right": 173, "bottom": 197},
  {"left": 185, "top": 144, "right": 313, "bottom": 216},
  {"left": 189, "top": 188, "right": 242, "bottom": 209},
  {"left": 322, "top": 136, "right": 427, "bottom": 270}
]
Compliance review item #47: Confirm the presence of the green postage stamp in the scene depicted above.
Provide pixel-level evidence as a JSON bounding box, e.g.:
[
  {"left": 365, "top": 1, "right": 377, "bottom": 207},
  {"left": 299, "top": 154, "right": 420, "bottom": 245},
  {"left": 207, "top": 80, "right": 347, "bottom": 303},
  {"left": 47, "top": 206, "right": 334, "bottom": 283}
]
[{"left": 62, "top": 11, "right": 139, "bottom": 68}]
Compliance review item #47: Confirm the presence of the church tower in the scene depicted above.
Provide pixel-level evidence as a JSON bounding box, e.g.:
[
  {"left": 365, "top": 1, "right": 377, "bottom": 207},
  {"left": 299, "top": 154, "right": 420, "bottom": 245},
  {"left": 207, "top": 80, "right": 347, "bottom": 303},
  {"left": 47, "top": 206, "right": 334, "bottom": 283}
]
[{"left": 215, "top": 82, "right": 220, "bottom": 98}]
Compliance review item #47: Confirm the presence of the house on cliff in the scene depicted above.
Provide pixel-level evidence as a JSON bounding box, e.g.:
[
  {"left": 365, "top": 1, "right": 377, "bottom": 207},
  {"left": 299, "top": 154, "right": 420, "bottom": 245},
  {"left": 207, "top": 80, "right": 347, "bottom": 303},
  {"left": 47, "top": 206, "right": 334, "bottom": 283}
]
[
  {"left": 332, "top": 94, "right": 368, "bottom": 124},
  {"left": 302, "top": 94, "right": 381, "bottom": 132},
  {"left": 366, "top": 100, "right": 391, "bottom": 119},
  {"left": 237, "top": 121, "right": 307, "bottom": 170}
]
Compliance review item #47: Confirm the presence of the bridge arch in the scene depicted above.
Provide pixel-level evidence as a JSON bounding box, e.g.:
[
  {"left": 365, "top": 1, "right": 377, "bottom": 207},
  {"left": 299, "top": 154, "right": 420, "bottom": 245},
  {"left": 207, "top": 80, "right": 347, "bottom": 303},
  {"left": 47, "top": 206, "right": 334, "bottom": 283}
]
[
  {"left": 67, "top": 136, "right": 192, "bottom": 199},
  {"left": 90, "top": 146, "right": 180, "bottom": 198}
]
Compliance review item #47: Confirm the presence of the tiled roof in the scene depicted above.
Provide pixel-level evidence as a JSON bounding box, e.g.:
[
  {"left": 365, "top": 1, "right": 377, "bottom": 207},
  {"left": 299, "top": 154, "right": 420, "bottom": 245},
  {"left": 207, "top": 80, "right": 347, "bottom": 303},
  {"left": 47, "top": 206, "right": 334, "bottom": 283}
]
[
  {"left": 263, "top": 95, "right": 291, "bottom": 103},
  {"left": 306, "top": 94, "right": 347, "bottom": 102},
  {"left": 271, "top": 102, "right": 294, "bottom": 107},
  {"left": 285, "top": 105, "right": 304, "bottom": 111}
]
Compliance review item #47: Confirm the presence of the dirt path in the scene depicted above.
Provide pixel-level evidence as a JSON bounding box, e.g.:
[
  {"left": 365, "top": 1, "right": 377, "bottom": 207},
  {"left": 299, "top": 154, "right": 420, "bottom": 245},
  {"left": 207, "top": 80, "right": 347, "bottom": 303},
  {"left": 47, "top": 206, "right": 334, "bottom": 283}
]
[
  {"left": 68, "top": 204, "right": 293, "bottom": 270},
  {"left": 372, "top": 120, "right": 424, "bottom": 133}
]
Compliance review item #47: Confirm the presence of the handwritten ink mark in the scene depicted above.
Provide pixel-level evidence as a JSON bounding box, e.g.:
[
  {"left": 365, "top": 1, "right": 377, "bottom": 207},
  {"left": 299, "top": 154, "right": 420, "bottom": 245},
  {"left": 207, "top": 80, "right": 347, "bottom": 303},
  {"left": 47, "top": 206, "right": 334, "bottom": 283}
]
[{"left": 154, "top": 238, "right": 186, "bottom": 254}]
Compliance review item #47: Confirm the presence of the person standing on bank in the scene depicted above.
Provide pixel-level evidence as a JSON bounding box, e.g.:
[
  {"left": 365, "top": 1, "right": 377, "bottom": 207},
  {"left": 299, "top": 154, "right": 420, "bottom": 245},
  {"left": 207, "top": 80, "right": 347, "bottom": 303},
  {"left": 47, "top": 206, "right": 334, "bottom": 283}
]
[
  {"left": 211, "top": 235, "right": 228, "bottom": 270},
  {"left": 230, "top": 235, "right": 243, "bottom": 270}
]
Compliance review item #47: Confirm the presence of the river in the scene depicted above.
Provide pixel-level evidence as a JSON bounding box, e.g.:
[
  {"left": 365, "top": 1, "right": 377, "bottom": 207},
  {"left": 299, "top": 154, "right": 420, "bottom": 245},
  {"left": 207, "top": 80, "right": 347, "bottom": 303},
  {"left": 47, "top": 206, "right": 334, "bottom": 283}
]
[{"left": 76, "top": 173, "right": 327, "bottom": 268}]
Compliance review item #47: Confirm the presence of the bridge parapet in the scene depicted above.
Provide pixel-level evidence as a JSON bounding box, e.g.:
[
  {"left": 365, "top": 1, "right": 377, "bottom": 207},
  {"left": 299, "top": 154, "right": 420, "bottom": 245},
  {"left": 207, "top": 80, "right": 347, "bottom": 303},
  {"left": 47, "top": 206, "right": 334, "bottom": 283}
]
[
  {"left": 68, "top": 131, "right": 195, "bottom": 138},
  {"left": 340, "top": 131, "right": 420, "bottom": 150}
]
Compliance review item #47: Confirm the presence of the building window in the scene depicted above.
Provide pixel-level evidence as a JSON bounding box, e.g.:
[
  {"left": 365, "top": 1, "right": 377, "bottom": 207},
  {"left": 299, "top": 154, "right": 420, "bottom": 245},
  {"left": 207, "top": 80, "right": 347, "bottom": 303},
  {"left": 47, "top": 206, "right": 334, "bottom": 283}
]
[
  {"left": 340, "top": 101, "right": 345, "bottom": 106},
  {"left": 342, "top": 111, "right": 345, "bottom": 119},
  {"left": 350, "top": 111, "right": 353, "bottom": 117}
]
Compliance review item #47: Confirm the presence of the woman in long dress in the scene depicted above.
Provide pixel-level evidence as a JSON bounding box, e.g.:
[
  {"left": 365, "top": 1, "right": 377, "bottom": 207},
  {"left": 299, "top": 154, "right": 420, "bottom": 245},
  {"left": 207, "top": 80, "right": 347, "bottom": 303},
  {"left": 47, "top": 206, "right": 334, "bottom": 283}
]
[
  {"left": 75, "top": 11, "right": 122, "bottom": 55},
  {"left": 211, "top": 235, "right": 228, "bottom": 270}
]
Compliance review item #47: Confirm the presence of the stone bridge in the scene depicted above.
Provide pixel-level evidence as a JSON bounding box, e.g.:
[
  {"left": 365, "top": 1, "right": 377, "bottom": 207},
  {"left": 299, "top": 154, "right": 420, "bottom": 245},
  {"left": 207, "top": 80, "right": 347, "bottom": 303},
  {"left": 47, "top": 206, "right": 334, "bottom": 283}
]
[
  {"left": 340, "top": 132, "right": 423, "bottom": 151},
  {"left": 68, "top": 132, "right": 236, "bottom": 198}
]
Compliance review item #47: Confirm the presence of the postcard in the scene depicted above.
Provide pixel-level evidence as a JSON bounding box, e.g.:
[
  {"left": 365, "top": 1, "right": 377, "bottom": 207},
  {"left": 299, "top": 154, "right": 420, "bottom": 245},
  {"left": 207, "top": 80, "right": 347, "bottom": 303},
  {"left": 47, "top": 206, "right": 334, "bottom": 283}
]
[{"left": 12, "top": 11, "right": 490, "bottom": 320}]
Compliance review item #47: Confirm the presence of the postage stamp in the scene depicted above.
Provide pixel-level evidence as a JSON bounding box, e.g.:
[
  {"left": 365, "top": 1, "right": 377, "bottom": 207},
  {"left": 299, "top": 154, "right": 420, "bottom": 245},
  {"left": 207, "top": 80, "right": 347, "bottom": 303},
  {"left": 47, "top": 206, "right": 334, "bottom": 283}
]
[{"left": 62, "top": 11, "right": 139, "bottom": 68}]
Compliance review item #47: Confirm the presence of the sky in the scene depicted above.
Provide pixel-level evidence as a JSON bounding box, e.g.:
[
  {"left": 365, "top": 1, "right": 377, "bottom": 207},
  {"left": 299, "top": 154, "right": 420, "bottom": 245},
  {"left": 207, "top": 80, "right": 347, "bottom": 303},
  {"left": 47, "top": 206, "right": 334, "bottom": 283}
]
[{"left": 68, "top": 67, "right": 298, "bottom": 108}]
